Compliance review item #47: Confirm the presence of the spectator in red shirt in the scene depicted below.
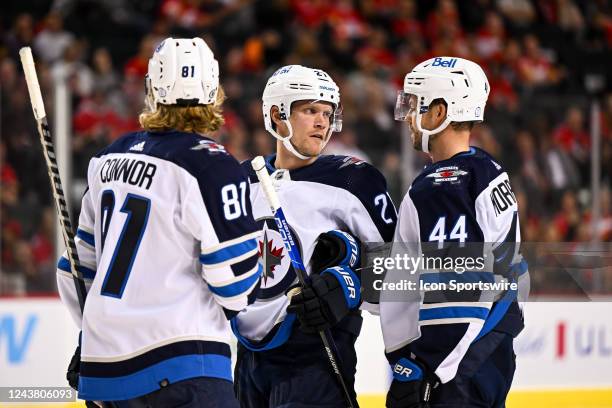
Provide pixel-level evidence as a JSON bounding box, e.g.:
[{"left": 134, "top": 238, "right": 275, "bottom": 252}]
[
  {"left": 553, "top": 105, "right": 590, "bottom": 162},
  {"left": 475, "top": 11, "right": 506, "bottom": 61},
  {"left": 356, "top": 27, "right": 396, "bottom": 71},
  {"left": 124, "top": 35, "right": 157, "bottom": 78},
  {"left": 487, "top": 62, "right": 519, "bottom": 112},
  {"left": 425, "top": 0, "right": 462, "bottom": 43},
  {"left": 291, "top": 0, "right": 330, "bottom": 28},
  {"left": 391, "top": 0, "right": 423, "bottom": 39},
  {"left": 327, "top": 0, "right": 368, "bottom": 41},
  {"left": 30, "top": 207, "right": 55, "bottom": 269},
  {"left": 516, "top": 34, "right": 562, "bottom": 88}
]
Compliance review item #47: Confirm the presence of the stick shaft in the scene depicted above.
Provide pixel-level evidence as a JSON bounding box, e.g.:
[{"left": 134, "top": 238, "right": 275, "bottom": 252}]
[{"left": 19, "top": 47, "right": 87, "bottom": 312}]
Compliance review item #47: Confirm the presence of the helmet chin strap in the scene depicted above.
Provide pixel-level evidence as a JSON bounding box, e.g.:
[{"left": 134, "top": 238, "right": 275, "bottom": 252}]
[
  {"left": 415, "top": 111, "right": 452, "bottom": 154},
  {"left": 268, "top": 120, "right": 312, "bottom": 161}
]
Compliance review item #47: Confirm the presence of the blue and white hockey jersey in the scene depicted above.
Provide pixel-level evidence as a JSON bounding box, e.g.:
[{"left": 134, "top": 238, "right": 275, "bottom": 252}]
[
  {"left": 56, "top": 131, "right": 262, "bottom": 401},
  {"left": 380, "top": 147, "right": 528, "bottom": 384},
  {"left": 232, "top": 154, "right": 397, "bottom": 350}
]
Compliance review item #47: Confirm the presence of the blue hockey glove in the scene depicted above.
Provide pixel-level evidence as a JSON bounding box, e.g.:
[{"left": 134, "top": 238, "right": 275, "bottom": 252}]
[
  {"left": 386, "top": 357, "right": 439, "bottom": 408},
  {"left": 287, "top": 265, "right": 361, "bottom": 333},
  {"left": 310, "top": 230, "right": 361, "bottom": 274}
]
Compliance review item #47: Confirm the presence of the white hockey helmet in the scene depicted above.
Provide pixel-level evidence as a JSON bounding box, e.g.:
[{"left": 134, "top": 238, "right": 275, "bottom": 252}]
[
  {"left": 395, "top": 56, "right": 490, "bottom": 153},
  {"left": 262, "top": 65, "right": 342, "bottom": 160},
  {"left": 145, "top": 37, "right": 219, "bottom": 110}
]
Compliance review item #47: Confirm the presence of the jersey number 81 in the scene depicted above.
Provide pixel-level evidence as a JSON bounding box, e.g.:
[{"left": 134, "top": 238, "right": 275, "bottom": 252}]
[{"left": 221, "top": 182, "right": 248, "bottom": 220}]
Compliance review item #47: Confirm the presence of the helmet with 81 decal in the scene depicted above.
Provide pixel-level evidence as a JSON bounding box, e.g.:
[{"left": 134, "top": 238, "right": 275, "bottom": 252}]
[
  {"left": 262, "top": 65, "right": 342, "bottom": 160},
  {"left": 394, "top": 56, "right": 490, "bottom": 153},
  {"left": 145, "top": 37, "right": 219, "bottom": 110}
]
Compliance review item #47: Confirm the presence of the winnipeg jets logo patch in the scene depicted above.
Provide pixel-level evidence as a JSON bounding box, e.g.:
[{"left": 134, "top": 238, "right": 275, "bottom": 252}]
[
  {"left": 254, "top": 218, "right": 300, "bottom": 299},
  {"left": 259, "top": 229, "right": 284, "bottom": 286},
  {"left": 426, "top": 166, "right": 468, "bottom": 185},
  {"left": 191, "top": 140, "right": 228, "bottom": 154}
]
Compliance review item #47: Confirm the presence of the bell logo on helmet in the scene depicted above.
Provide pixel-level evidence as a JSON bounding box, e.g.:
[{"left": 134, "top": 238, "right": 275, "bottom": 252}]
[{"left": 431, "top": 57, "right": 458, "bottom": 68}]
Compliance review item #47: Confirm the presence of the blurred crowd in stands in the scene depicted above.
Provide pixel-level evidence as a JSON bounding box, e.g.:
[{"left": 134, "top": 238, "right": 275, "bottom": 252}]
[{"left": 1, "top": 0, "right": 611, "bottom": 295}]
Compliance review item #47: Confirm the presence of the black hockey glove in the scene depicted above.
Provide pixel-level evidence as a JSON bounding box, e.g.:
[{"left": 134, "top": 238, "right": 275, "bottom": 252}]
[
  {"left": 386, "top": 357, "right": 439, "bottom": 408},
  {"left": 310, "top": 230, "right": 361, "bottom": 273},
  {"left": 287, "top": 265, "right": 361, "bottom": 333},
  {"left": 66, "top": 345, "right": 81, "bottom": 390}
]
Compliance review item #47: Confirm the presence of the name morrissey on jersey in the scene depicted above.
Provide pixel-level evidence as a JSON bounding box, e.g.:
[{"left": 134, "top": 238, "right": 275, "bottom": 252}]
[
  {"left": 100, "top": 157, "right": 157, "bottom": 189},
  {"left": 490, "top": 178, "right": 516, "bottom": 215}
]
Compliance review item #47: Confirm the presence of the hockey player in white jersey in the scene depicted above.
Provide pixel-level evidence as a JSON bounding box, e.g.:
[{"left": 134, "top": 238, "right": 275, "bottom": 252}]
[
  {"left": 231, "top": 65, "right": 397, "bottom": 407},
  {"left": 380, "top": 57, "right": 529, "bottom": 407},
  {"left": 56, "top": 38, "right": 261, "bottom": 407}
]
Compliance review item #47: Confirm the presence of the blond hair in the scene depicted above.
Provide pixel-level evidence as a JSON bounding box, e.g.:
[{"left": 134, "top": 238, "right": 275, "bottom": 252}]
[{"left": 139, "top": 86, "right": 226, "bottom": 134}]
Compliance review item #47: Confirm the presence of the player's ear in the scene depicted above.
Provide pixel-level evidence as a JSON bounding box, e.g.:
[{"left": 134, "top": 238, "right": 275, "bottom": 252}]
[
  {"left": 271, "top": 106, "right": 282, "bottom": 127},
  {"left": 271, "top": 106, "right": 289, "bottom": 137},
  {"left": 433, "top": 102, "right": 447, "bottom": 127}
]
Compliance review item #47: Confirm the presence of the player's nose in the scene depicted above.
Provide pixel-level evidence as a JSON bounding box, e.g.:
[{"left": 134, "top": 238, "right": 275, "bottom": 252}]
[{"left": 313, "top": 113, "right": 328, "bottom": 129}]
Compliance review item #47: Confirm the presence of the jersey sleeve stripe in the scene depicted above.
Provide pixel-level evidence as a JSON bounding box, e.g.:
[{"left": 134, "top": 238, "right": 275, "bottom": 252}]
[
  {"left": 207, "top": 264, "right": 262, "bottom": 297},
  {"left": 419, "top": 317, "right": 486, "bottom": 326},
  {"left": 230, "top": 253, "right": 260, "bottom": 277},
  {"left": 77, "top": 228, "right": 96, "bottom": 247},
  {"left": 419, "top": 306, "right": 489, "bottom": 321},
  {"left": 199, "top": 239, "right": 257, "bottom": 266},
  {"left": 206, "top": 262, "right": 261, "bottom": 286},
  {"left": 201, "top": 231, "right": 260, "bottom": 254},
  {"left": 57, "top": 256, "right": 96, "bottom": 279},
  {"left": 421, "top": 301, "right": 492, "bottom": 309}
]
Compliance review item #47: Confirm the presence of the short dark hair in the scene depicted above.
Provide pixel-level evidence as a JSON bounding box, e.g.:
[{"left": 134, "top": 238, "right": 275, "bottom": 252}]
[{"left": 429, "top": 98, "right": 476, "bottom": 131}]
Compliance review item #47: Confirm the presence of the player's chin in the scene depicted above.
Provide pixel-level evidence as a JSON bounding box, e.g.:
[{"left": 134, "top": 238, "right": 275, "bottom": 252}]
[{"left": 306, "top": 138, "right": 325, "bottom": 155}]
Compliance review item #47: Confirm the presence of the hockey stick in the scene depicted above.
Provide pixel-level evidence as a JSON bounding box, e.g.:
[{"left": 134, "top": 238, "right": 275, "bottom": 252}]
[
  {"left": 19, "top": 47, "right": 87, "bottom": 311},
  {"left": 251, "top": 156, "right": 357, "bottom": 408}
]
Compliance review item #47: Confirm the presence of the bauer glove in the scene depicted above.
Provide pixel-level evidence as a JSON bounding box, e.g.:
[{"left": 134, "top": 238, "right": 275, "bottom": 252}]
[
  {"left": 310, "top": 230, "right": 361, "bottom": 274},
  {"left": 287, "top": 265, "right": 361, "bottom": 333},
  {"left": 386, "top": 356, "right": 440, "bottom": 408}
]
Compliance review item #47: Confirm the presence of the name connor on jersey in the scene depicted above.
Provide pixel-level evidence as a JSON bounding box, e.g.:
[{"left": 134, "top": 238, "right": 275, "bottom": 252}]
[{"left": 100, "top": 157, "right": 157, "bottom": 190}]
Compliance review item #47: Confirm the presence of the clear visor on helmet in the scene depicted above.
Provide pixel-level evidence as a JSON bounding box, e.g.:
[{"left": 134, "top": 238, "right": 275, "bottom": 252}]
[
  {"left": 394, "top": 91, "right": 418, "bottom": 121},
  {"left": 331, "top": 104, "right": 343, "bottom": 133},
  {"left": 308, "top": 100, "right": 342, "bottom": 133}
]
